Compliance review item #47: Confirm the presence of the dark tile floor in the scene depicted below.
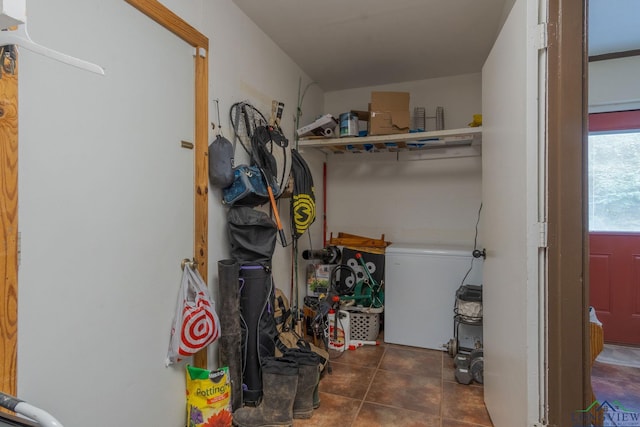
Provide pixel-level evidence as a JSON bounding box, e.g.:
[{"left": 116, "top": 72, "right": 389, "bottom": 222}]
[
  {"left": 294, "top": 336, "right": 493, "bottom": 427},
  {"left": 592, "top": 360, "right": 640, "bottom": 413}
]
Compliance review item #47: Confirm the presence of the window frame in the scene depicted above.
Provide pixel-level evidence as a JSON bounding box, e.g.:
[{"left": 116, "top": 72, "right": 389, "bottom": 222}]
[{"left": 588, "top": 109, "right": 640, "bottom": 233}]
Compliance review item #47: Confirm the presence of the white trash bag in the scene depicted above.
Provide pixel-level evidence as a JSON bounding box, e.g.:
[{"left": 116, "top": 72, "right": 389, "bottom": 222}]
[{"left": 166, "top": 265, "right": 221, "bottom": 366}]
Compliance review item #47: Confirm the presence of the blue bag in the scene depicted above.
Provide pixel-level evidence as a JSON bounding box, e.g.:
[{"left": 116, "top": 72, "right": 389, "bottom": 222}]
[{"left": 222, "top": 165, "right": 276, "bottom": 207}]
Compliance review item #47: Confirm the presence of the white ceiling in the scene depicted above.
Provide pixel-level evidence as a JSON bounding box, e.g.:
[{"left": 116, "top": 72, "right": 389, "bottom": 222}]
[
  {"left": 233, "top": 0, "right": 640, "bottom": 92},
  {"left": 588, "top": 0, "right": 640, "bottom": 56}
]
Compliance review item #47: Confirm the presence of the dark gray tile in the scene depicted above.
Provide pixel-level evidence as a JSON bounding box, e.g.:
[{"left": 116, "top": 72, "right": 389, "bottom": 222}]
[
  {"left": 319, "top": 361, "right": 376, "bottom": 400},
  {"left": 293, "top": 392, "right": 361, "bottom": 427},
  {"left": 302, "top": 338, "right": 493, "bottom": 427},
  {"left": 365, "top": 369, "right": 441, "bottom": 416},
  {"left": 332, "top": 343, "right": 386, "bottom": 368},
  {"left": 378, "top": 345, "right": 443, "bottom": 379},
  {"left": 353, "top": 402, "right": 440, "bottom": 427},
  {"left": 442, "top": 382, "right": 492, "bottom": 426}
]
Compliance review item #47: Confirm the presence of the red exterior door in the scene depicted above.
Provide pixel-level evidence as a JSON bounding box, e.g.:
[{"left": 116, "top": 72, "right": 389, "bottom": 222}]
[
  {"left": 588, "top": 110, "right": 640, "bottom": 345},
  {"left": 590, "top": 233, "right": 640, "bottom": 344}
]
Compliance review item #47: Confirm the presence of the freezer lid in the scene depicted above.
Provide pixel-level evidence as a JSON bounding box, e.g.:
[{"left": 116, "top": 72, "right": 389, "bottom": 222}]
[{"left": 385, "top": 243, "right": 475, "bottom": 257}]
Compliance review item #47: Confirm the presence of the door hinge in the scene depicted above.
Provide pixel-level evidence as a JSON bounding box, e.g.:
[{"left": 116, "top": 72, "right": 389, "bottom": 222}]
[
  {"left": 538, "top": 222, "right": 548, "bottom": 248},
  {"left": 536, "top": 23, "right": 548, "bottom": 50},
  {"left": 17, "top": 231, "right": 21, "bottom": 267}
]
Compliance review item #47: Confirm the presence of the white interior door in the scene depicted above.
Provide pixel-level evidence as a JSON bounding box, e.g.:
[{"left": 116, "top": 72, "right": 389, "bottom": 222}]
[
  {"left": 481, "top": 0, "right": 545, "bottom": 425},
  {"left": 18, "top": 1, "right": 195, "bottom": 425}
]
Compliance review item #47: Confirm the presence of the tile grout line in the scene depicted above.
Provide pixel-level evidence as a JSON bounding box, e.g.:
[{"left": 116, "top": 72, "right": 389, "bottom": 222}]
[{"left": 350, "top": 344, "right": 388, "bottom": 426}]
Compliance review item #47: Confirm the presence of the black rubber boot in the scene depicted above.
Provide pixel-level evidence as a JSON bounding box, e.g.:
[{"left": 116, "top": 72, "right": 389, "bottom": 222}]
[
  {"left": 312, "top": 365, "right": 326, "bottom": 409},
  {"left": 312, "top": 383, "right": 320, "bottom": 409},
  {"left": 232, "top": 357, "right": 298, "bottom": 427},
  {"left": 285, "top": 349, "right": 321, "bottom": 419},
  {"left": 218, "top": 259, "right": 243, "bottom": 411}
]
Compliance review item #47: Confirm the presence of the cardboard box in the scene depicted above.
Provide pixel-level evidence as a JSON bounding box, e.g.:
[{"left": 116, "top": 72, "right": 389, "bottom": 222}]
[
  {"left": 369, "top": 91, "right": 410, "bottom": 136},
  {"left": 306, "top": 264, "right": 337, "bottom": 297}
]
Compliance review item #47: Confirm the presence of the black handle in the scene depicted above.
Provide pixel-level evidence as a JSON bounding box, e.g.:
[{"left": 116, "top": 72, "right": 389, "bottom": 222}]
[
  {"left": 0, "top": 392, "right": 22, "bottom": 412},
  {"left": 278, "top": 229, "right": 287, "bottom": 247},
  {"left": 472, "top": 248, "right": 486, "bottom": 259}
]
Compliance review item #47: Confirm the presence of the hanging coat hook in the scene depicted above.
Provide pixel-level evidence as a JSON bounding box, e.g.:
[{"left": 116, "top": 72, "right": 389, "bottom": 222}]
[
  {"left": 213, "top": 98, "right": 222, "bottom": 136},
  {"left": 181, "top": 258, "right": 197, "bottom": 270}
]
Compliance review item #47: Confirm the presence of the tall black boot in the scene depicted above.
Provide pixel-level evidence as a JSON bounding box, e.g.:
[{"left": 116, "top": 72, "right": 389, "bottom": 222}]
[
  {"left": 218, "top": 259, "right": 243, "bottom": 411},
  {"left": 284, "top": 349, "right": 320, "bottom": 419},
  {"left": 232, "top": 357, "right": 298, "bottom": 427}
]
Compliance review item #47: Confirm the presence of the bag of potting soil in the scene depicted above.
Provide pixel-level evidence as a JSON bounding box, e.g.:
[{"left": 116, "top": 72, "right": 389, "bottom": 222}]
[{"left": 186, "top": 365, "right": 232, "bottom": 427}]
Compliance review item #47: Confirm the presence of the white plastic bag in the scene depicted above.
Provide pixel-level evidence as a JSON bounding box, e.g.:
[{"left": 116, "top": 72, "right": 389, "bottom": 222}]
[{"left": 166, "top": 265, "right": 221, "bottom": 366}]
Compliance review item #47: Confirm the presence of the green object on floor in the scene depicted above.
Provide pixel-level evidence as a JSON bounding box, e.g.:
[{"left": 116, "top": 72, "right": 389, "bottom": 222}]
[{"left": 339, "top": 252, "right": 384, "bottom": 308}]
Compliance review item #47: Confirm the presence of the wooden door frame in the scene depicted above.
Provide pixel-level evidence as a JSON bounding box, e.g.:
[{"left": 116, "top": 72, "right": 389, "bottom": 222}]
[
  {"left": 124, "top": 0, "right": 209, "bottom": 368},
  {"left": 0, "top": 43, "right": 19, "bottom": 397},
  {"left": 546, "top": 0, "right": 589, "bottom": 425}
]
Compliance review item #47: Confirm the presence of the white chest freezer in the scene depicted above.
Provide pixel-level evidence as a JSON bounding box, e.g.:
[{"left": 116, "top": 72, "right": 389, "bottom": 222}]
[{"left": 384, "top": 243, "right": 483, "bottom": 350}]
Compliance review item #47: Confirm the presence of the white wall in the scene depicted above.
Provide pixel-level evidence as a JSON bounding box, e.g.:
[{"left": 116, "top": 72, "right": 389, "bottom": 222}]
[
  {"left": 321, "top": 74, "right": 483, "bottom": 246},
  {"left": 16, "top": 1, "right": 323, "bottom": 426},
  {"left": 589, "top": 56, "right": 640, "bottom": 112},
  {"left": 201, "top": 0, "right": 325, "bottom": 313}
]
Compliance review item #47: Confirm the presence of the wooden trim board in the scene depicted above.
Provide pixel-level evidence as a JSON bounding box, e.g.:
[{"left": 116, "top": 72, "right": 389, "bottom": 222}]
[
  {"left": 0, "top": 52, "right": 19, "bottom": 397},
  {"left": 124, "top": 0, "right": 209, "bottom": 50}
]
